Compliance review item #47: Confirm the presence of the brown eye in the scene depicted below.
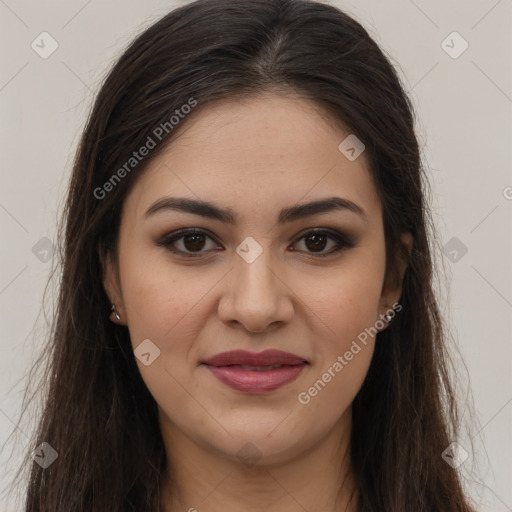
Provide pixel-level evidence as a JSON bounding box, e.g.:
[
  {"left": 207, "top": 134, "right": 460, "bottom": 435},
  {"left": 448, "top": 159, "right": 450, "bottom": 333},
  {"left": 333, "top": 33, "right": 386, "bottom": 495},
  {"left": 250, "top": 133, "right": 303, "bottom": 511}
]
[
  {"left": 157, "top": 228, "right": 355, "bottom": 259},
  {"left": 157, "top": 229, "right": 220, "bottom": 257},
  {"left": 303, "top": 233, "right": 329, "bottom": 252},
  {"left": 181, "top": 233, "right": 207, "bottom": 252},
  {"left": 292, "top": 229, "right": 355, "bottom": 257}
]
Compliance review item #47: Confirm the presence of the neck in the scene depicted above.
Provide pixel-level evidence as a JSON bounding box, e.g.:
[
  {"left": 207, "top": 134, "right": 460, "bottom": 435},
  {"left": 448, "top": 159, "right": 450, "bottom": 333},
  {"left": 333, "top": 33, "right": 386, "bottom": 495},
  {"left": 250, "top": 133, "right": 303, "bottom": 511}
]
[{"left": 159, "top": 408, "right": 358, "bottom": 512}]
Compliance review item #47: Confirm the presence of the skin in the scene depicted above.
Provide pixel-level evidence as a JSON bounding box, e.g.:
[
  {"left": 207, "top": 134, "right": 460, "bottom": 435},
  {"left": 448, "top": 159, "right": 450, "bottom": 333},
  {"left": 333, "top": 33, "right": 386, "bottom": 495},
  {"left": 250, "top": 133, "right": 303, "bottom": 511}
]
[{"left": 102, "top": 92, "right": 412, "bottom": 512}]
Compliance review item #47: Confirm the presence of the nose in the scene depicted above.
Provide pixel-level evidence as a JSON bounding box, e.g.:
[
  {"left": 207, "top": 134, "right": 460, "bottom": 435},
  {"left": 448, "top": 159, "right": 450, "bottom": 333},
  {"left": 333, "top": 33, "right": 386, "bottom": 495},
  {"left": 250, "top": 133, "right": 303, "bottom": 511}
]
[{"left": 217, "top": 248, "right": 294, "bottom": 334}]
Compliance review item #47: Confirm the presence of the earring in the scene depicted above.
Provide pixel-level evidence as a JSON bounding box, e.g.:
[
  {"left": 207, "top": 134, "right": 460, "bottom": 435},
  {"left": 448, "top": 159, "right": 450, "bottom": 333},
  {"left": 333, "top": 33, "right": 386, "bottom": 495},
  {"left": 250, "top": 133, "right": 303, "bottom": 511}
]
[
  {"left": 383, "top": 313, "right": 393, "bottom": 322},
  {"left": 110, "top": 304, "right": 121, "bottom": 322}
]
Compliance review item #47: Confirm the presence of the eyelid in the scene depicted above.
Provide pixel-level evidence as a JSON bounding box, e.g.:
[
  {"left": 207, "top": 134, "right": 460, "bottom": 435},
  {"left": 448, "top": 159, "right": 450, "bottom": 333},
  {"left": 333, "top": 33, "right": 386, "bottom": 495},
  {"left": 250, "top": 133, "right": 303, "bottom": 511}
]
[
  {"left": 291, "top": 228, "right": 356, "bottom": 257},
  {"left": 157, "top": 228, "right": 220, "bottom": 254},
  {"left": 156, "top": 227, "right": 356, "bottom": 258}
]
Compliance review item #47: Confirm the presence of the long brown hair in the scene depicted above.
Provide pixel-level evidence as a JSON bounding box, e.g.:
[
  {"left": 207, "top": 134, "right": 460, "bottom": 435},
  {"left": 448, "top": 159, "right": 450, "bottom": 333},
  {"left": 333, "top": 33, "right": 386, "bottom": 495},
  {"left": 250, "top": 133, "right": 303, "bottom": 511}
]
[{"left": 8, "top": 0, "right": 479, "bottom": 510}]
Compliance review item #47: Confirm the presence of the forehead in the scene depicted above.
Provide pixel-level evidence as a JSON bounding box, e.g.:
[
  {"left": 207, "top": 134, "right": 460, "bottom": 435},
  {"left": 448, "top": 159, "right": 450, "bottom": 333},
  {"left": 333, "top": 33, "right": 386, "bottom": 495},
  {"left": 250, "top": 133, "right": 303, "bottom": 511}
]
[{"left": 124, "top": 93, "right": 381, "bottom": 224}]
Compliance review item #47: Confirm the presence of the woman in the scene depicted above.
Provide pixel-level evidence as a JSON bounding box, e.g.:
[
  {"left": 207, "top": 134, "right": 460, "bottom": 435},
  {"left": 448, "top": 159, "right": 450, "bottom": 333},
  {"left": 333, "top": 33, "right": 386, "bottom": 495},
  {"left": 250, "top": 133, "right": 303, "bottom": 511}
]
[{"left": 17, "top": 0, "right": 478, "bottom": 510}]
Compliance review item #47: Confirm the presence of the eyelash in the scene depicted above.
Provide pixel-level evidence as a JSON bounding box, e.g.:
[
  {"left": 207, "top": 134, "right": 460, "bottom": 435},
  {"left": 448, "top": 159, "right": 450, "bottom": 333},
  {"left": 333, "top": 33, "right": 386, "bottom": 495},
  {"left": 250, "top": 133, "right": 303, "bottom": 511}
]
[{"left": 157, "top": 228, "right": 356, "bottom": 258}]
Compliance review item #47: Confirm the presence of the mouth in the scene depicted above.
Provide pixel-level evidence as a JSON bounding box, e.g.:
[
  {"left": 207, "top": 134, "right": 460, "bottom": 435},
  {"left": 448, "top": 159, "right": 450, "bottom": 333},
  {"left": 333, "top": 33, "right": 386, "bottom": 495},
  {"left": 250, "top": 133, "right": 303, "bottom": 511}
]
[
  {"left": 212, "top": 364, "right": 297, "bottom": 371},
  {"left": 201, "top": 349, "right": 309, "bottom": 393}
]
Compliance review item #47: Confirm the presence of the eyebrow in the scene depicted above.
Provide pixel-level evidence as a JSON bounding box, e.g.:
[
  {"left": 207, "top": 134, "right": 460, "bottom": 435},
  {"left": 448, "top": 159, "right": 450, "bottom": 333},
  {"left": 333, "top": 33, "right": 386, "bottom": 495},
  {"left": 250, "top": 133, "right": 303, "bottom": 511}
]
[{"left": 144, "top": 196, "right": 368, "bottom": 225}]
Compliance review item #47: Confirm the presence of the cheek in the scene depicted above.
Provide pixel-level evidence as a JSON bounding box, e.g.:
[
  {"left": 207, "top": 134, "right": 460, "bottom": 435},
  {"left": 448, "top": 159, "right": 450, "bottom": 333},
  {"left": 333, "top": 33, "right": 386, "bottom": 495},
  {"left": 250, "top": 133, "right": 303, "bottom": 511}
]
[
  {"left": 119, "top": 240, "right": 208, "bottom": 343},
  {"left": 292, "top": 255, "right": 384, "bottom": 413},
  {"left": 118, "top": 248, "right": 225, "bottom": 403},
  {"left": 293, "top": 296, "right": 379, "bottom": 428},
  {"left": 304, "top": 254, "right": 385, "bottom": 350},
  {"left": 118, "top": 255, "right": 213, "bottom": 425}
]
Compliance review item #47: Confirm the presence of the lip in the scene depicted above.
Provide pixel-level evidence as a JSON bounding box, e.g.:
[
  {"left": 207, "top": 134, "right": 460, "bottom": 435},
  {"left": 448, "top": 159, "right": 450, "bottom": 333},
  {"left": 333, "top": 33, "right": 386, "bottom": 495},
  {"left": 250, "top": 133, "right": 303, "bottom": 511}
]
[
  {"left": 201, "top": 349, "right": 309, "bottom": 393},
  {"left": 202, "top": 349, "right": 307, "bottom": 367}
]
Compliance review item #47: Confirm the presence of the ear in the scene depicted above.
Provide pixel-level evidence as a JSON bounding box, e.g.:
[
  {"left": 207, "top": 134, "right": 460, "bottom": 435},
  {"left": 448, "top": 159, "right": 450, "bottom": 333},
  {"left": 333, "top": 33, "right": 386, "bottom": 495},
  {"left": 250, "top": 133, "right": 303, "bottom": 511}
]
[
  {"left": 378, "top": 232, "right": 413, "bottom": 329},
  {"left": 98, "top": 244, "right": 126, "bottom": 325}
]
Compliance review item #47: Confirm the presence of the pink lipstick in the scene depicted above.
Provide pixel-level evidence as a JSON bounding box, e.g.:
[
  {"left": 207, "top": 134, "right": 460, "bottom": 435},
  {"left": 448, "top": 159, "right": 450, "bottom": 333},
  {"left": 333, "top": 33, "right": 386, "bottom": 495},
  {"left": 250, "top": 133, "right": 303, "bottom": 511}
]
[{"left": 202, "top": 349, "right": 308, "bottom": 393}]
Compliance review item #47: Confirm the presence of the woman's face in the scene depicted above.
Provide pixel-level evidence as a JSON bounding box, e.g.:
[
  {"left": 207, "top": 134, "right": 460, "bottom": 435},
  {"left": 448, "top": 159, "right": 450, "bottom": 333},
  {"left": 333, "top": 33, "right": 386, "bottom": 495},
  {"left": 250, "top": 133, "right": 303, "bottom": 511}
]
[{"left": 103, "top": 93, "right": 409, "bottom": 465}]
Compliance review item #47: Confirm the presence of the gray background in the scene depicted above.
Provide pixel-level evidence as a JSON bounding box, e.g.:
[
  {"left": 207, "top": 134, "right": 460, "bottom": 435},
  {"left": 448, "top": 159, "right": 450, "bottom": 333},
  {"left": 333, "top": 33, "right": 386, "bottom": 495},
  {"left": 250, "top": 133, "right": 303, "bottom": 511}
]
[{"left": 0, "top": 0, "right": 511, "bottom": 510}]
